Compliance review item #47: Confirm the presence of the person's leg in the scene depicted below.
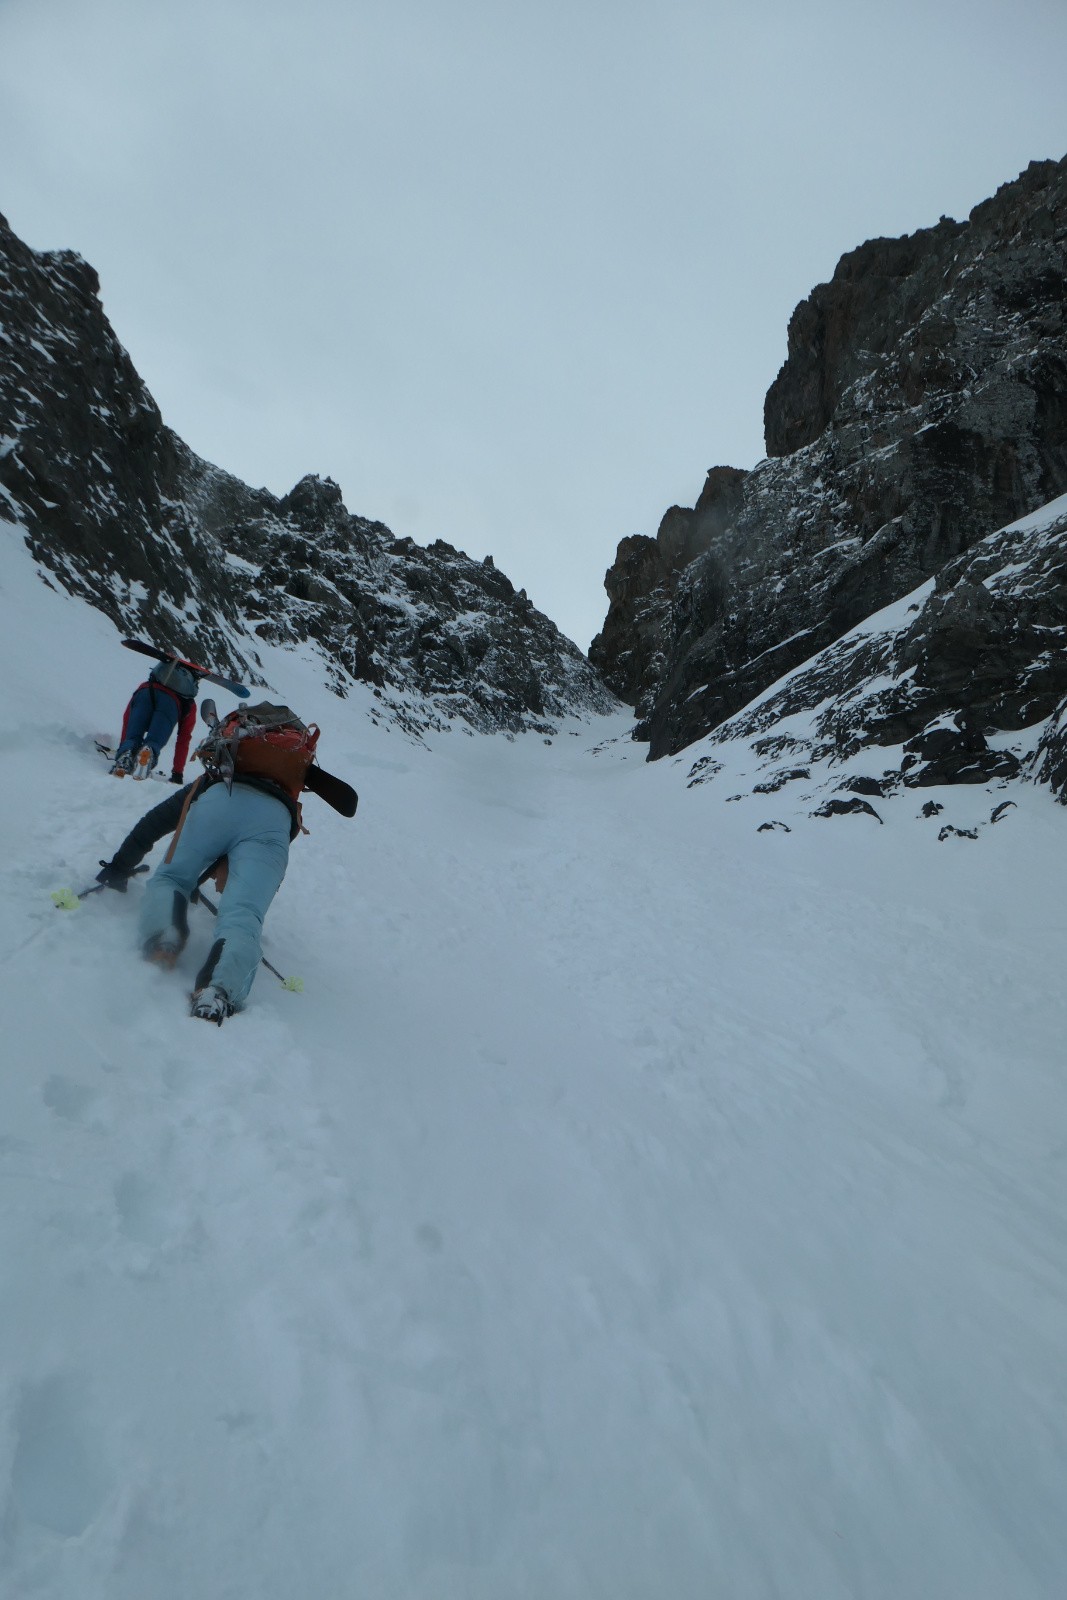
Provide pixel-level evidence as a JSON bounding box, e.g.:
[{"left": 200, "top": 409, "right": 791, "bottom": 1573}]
[
  {"left": 115, "top": 686, "right": 155, "bottom": 757},
  {"left": 140, "top": 695, "right": 180, "bottom": 760},
  {"left": 192, "top": 793, "right": 290, "bottom": 1007},
  {"left": 137, "top": 786, "right": 233, "bottom": 959}
]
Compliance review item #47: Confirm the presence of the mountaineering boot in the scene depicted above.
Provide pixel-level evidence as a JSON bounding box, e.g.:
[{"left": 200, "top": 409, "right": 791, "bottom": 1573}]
[
  {"left": 190, "top": 985, "right": 235, "bottom": 1026},
  {"left": 110, "top": 750, "right": 134, "bottom": 777},
  {"left": 143, "top": 932, "right": 182, "bottom": 970},
  {"left": 133, "top": 746, "right": 157, "bottom": 780}
]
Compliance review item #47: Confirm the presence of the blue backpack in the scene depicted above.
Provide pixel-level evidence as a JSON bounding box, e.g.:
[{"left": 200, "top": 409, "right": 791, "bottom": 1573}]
[{"left": 150, "top": 659, "right": 199, "bottom": 700}]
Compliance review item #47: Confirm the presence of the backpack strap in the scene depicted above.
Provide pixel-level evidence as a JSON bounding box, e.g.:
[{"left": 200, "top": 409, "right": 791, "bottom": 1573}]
[{"left": 164, "top": 776, "right": 204, "bottom": 864}]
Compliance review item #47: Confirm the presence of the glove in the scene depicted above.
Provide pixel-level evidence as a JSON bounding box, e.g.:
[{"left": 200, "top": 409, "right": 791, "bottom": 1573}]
[
  {"left": 170, "top": 768, "right": 184, "bottom": 784},
  {"left": 96, "top": 859, "right": 129, "bottom": 894}
]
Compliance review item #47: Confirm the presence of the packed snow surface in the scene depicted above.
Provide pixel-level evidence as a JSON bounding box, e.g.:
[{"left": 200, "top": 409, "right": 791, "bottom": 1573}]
[{"left": 1, "top": 525, "right": 1065, "bottom": 1598}]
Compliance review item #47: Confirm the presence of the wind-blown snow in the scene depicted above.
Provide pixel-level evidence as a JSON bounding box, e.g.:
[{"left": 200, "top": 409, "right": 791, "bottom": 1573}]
[{"left": 1, "top": 523, "right": 1065, "bottom": 1598}]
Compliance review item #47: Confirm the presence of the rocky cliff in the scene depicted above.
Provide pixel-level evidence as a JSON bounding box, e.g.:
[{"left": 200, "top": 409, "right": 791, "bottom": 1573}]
[
  {"left": 671, "top": 491, "right": 1067, "bottom": 827},
  {"left": 688, "top": 491, "right": 1067, "bottom": 783},
  {"left": 590, "top": 156, "right": 1067, "bottom": 761},
  {"left": 0, "top": 214, "right": 616, "bottom": 737}
]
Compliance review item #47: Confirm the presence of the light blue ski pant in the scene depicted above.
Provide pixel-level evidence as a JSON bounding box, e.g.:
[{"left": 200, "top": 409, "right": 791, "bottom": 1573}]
[{"left": 138, "top": 781, "right": 291, "bottom": 1008}]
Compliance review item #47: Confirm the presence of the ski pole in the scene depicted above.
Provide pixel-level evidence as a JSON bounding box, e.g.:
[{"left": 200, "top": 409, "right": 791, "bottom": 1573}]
[
  {"left": 52, "top": 865, "right": 150, "bottom": 909},
  {"left": 191, "top": 888, "right": 303, "bottom": 991}
]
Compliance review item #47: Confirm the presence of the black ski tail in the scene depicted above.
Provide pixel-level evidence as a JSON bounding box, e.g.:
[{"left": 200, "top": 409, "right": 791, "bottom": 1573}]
[{"left": 304, "top": 763, "right": 358, "bottom": 817}]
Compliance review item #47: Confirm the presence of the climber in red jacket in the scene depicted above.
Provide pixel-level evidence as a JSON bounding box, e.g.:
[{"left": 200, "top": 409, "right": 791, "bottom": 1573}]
[{"left": 110, "top": 659, "right": 200, "bottom": 781}]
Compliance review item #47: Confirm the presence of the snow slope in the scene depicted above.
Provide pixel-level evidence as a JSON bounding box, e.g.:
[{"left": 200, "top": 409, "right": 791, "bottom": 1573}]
[{"left": 1, "top": 522, "right": 1066, "bottom": 1599}]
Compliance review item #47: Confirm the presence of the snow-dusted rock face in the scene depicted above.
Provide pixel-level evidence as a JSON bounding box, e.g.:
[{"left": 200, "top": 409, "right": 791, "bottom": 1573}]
[
  {"left": 680, "top": 494, "right": 1067, "bottom": 812},
  {"left": 0, "top": 213, "right": 616, "bottom": 735},
  {"left": 591, "top": 156, "right": 1067, "bottom": 760}
]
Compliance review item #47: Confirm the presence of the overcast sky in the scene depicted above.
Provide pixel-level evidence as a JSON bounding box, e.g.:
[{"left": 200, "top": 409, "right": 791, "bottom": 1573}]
[{"left": 1, "top": 0, "right": 1065, "bottom": 648}]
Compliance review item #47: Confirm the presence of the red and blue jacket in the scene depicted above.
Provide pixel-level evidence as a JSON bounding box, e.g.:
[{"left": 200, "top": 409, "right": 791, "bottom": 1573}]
[{"left": 121, "top": 682, "right": 198, "bottom": 775}]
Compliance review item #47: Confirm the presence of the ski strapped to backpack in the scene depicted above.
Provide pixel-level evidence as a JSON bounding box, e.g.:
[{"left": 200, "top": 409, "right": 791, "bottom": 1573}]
[{"left": 121, "top": 638, "right": 251, "bottom": 699}]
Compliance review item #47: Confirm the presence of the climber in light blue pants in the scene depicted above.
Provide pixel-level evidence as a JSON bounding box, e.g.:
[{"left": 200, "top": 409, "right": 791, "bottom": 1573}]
[{"left": 138, "top": 781, "right": 292, "bottom": 1009}]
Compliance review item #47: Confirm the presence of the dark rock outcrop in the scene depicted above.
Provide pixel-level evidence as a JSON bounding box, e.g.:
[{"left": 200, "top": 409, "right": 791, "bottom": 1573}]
[
  {"left": 839, "top": 776, "right": 887, "bottom": 797},
  {"left": 588, "top": 465, "right": 748, "bottom": 709},
  {"left": 763, "top": 218, "right": 967, "bottom": 458},
  {"left": 683, "top": 493, "right": 1067, "bottom": 803},
  {"left": 899, "top": 725, "right": 1021, "bottom": 787},
  {"left": 1032, "top": 697, "right": 1067, "bottom": 800},
  {"left": 591, "top": 156, "right": 1067, "bottom": 762},
  {"left": 811, "top": 798, "right": 883, "bottom": 823},
  {"left": 0, "top": 213, "right": 616, "bottom": 736}
]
